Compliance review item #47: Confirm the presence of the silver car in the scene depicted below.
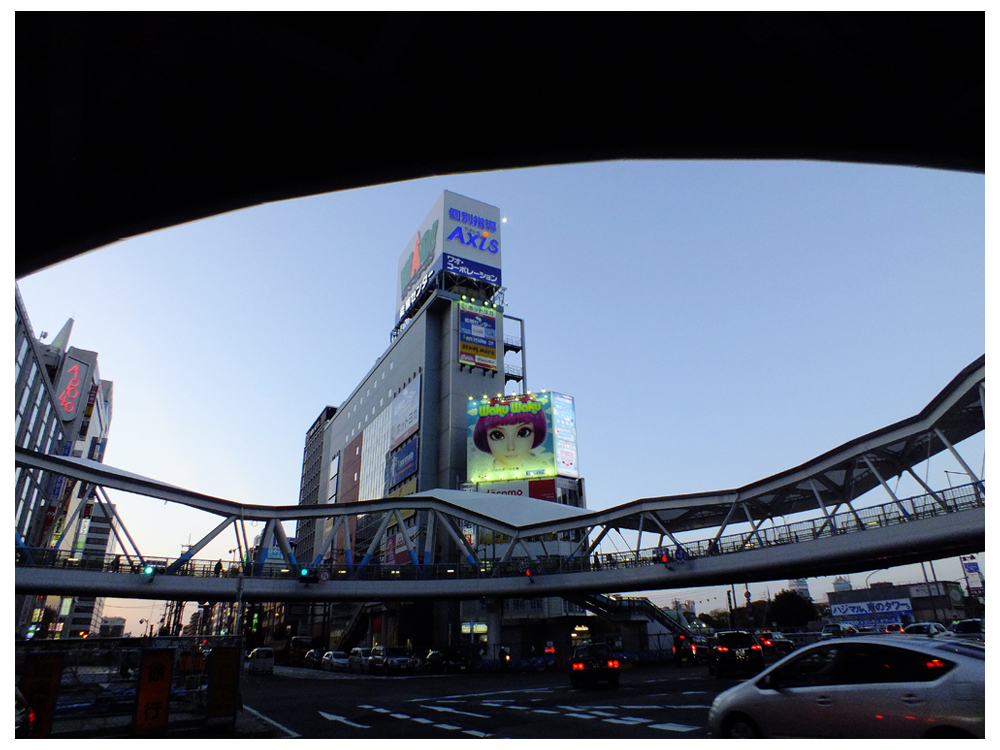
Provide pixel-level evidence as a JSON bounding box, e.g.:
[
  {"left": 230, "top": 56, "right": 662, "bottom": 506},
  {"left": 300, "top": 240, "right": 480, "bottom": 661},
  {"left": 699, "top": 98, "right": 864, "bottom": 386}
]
[{"left": 708, "top": 635, "right": 984, "bottom": 738}]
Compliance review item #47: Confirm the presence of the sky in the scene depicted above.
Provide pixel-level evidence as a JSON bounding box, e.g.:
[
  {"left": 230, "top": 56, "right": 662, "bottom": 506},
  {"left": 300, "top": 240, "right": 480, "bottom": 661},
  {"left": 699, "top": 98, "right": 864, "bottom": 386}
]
[{"left": 15, "top": 159, "right": 986, "bottom": 632}]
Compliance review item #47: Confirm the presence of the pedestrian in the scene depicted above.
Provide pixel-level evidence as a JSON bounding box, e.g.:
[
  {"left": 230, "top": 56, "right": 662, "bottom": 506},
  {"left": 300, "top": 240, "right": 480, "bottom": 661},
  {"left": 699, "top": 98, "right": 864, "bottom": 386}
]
[{"left": 214, "top": 559, "right": 224, "bottom": 577}]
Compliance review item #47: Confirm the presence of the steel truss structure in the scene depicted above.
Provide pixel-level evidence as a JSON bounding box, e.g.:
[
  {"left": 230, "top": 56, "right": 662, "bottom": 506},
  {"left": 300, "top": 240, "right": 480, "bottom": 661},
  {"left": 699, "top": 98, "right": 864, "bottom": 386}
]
[{"left": 15, "top": 356, "right": 984, "bottom": 601}]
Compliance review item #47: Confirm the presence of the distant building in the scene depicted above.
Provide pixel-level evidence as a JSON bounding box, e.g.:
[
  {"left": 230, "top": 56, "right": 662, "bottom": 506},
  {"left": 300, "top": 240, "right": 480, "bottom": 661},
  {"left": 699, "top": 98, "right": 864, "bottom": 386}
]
[
  {"left": 15, "top": 285, "right": 115, "bottom": 639},
  {"left": 832, "top": 576, "right": 853, "bottom": 593},
  {"left": 787, "top": 578, "right": 812, "bottom": 601},
  {"left": 827, "top": 581, "right": 966, "bottom": 629},
  {"left": 293, "top": 192, "right": 587, "bottom": 658},
  {"left": 100, "top": 616, "right": 126, "bottom": 638}
]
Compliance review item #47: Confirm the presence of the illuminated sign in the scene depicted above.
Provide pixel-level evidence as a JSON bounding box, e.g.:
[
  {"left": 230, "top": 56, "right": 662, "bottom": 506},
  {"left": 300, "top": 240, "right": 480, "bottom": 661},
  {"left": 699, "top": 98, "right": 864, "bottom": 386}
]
[
  {"left": 445, "top": 226, "right": 499, "bottom": 254},
  {"left": 54, "top": 357, "right": 90, "bottom": 421},
  {"left": 390, "top": 439, "right": 419, "bottom": 487},
  {"left": 459, "top": 303, "right": 497, "bottom": 370},
  {"left": 443, "top": 253, "right": 500, "bottom": 285},
  {"left": 467, "top": 392, "right": 557, "bottom": 483}
]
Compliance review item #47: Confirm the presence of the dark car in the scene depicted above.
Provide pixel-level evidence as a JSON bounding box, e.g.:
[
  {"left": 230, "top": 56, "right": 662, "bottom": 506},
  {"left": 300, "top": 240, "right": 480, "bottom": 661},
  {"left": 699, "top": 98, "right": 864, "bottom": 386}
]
[
  {"left": 672, "top": 632, "right": 695, "bottom": 665},
  {"left": 570, "top": 643, "right": 620, "bottom": 688},
  {"left": 303, "top": 648, "right": 323, "bottom": 669},
  {"left": 708, "top": 635, "right": 984, "bottom": 738},
  {"left": 756, "top": 630, "right": 794, "bottom": 655},
  {"left": 16, "top": 688, "right": 34, "bottom": 739},
  {"left": 884, "top": 623, "right": 904, "bottom": 633},
  {"left": 422, "top": 648, "right": 470, "bottom": 674},
  {"left": 707, "top": 631, "right": 765, "bottom": 679},
  {"left": 691, "top": 635, "right": 711, "bottom": 664},
  {"left": 370, "top": 646, "right": 415, "bottom": 675}
]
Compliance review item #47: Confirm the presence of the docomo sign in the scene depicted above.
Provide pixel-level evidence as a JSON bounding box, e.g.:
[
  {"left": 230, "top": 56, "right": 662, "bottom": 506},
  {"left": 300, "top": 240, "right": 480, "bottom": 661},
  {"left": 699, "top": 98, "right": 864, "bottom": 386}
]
[{"left": 55, "top": 357, "right": 91, "bottom": 421}]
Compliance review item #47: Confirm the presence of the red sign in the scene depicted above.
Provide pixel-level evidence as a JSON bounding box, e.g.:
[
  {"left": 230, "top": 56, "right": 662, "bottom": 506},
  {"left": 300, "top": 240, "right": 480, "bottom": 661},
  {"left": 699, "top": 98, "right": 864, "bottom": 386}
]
[{"left": 134, "top": 649, "right": 174, "bottom": 735}]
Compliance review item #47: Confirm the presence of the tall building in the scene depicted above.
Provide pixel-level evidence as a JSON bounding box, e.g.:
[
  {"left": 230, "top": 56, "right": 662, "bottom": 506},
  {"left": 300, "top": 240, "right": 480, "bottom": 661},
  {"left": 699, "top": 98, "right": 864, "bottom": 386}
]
[
  {"left": 295, "top": 192, "right": 587, "bottom": 655},
  {"left": 15, "top": 285, "right": 115, "bottom": 638}
]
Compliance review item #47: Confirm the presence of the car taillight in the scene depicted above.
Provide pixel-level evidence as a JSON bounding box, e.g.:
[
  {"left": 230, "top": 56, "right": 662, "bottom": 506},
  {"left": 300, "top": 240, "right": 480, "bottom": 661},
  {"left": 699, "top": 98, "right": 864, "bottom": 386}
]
[
  {"left": 751, "top": 644, "right": 761, "bottom": 651},
  {"left": 608, "top": 660, "right": 619, "bottom": 668},
  {"left": 763, "top": 639, "right": 772, "bottom": 646},
  {"left": 572, "top": 662, "right": 585, "bottom": 670},
  {"left": 716, "top": 646, "right": 729, "bottom": 652}
]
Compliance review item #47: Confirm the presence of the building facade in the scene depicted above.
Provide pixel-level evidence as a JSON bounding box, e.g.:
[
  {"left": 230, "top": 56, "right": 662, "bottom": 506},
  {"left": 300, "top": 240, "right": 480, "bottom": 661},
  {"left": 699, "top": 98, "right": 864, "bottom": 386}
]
[
  {"left": 294, "top": 192, "right": 588, "bottom": 658},
  {"left": 15, "top": 285, "right": 116, "bottom": 639}
]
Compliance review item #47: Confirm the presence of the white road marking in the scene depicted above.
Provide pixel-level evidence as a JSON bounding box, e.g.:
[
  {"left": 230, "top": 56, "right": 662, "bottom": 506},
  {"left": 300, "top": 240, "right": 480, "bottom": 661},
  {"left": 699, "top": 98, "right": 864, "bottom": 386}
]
[
  {"left": 649, "top": 722, "right": 700, "bottom": 732},
  {"left": 390, "top": 713, "right": 410, "bottom": 720},
  {"left": 244, "top": 706, "right": 302, "bottom": 738},
  {"left": 462, "top": 729, "right": 493, "bottom": 737},
  {"left": 423, "top": 704, "right": 490, "bottom": 719},
  {"left": 411, "top": 717, "right": 434, "bottom": 724},
  {"left": 565, "top": 712, "right": 598, "bottom": 719},
  {"left": 318, "top": 710, "right": 370, "bottom": 729},
  {"left": 434, "top": 723, "right": 461, "bottom": 731}
]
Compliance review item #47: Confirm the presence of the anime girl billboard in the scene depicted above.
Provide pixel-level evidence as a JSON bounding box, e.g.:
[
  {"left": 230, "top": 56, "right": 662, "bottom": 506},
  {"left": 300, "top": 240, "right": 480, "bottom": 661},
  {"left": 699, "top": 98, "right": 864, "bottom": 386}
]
[{"left": 467, "top": 393, "right": 557, "bottom": 483}]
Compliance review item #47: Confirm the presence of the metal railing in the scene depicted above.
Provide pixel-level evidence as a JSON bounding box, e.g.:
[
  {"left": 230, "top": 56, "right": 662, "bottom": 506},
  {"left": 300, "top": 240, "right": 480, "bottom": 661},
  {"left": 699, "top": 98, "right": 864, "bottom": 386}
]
[{"left": 15, "top": 482, "right": 984, "bottom": 583}]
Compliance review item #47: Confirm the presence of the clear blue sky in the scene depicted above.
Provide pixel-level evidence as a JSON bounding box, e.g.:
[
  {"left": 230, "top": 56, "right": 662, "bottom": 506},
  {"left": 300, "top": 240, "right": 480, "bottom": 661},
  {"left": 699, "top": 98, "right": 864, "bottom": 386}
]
[{"left": 16, "top": 159, "right": 986, "bottom": 629}]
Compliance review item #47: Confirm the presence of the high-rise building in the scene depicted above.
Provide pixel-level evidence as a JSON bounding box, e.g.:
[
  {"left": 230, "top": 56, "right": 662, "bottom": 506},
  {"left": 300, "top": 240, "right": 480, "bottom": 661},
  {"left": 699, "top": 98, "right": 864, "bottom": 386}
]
[
  {"left": 15, "top": 284, "right": 115, "bottom": 638},
  {"left": 295, "top": 192, "right": 587, "bottom": 654}
]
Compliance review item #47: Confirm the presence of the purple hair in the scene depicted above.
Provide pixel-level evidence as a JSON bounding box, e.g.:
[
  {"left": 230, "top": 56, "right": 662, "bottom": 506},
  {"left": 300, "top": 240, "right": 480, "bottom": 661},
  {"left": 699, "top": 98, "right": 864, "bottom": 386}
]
[{"left": 473, "top": 405, "right": 547, "bottom": 453}]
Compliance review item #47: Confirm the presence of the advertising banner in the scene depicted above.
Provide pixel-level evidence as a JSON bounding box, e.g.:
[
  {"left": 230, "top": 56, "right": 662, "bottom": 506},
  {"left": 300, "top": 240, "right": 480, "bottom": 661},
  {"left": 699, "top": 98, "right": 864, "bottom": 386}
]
[
  {"left": 476, "top": 478, "right": 557, "bottom": 501},
  {"left": 551, "top": 392, "right": 579, "bottom": 478},
  {"left": 396, "top": 191, "right": 502, "bottom": 322},
  {"left": 458, "top": 303, "right": 497, "bottom": 370},
  {"left": 831, "top": 598, "right": 913, "bottom": 628},
  {"left": 390, "top": 374, "right": 421, "bottom": 450},
  {"left": 390, "top": 439, "right": 419, "bottom": 487},
  {"left": 467, "top": 392, "right": 557, "bottom": 483}
]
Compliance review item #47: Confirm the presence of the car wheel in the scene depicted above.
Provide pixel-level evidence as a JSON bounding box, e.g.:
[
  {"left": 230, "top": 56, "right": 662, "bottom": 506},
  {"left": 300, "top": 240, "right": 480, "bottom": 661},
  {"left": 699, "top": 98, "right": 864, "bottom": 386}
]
[{"left": 722, "top": 714, "right": 760, "bottom": 739}]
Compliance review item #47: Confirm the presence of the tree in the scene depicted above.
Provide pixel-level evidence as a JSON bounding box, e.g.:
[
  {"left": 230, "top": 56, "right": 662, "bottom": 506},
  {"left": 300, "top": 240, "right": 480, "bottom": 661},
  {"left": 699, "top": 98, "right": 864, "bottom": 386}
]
[{"left": 769, "top": 590, "right": 816, "bottom": 628}]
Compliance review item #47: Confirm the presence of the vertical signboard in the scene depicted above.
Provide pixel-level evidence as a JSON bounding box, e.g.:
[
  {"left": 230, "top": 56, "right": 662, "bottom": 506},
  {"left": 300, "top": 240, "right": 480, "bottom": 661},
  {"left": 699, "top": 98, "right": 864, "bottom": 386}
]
[
  {"left": 134, "top": 648, "right": 174, "bottom": 735},
  {"left": 551, "top": 392, "right": 579, "bottom": 478},
  {"left": 467, "top": 392, "right": 557, "bottom": 483},
  {"left": 54, "top": 356, "right": 90, "bottom": 421},
  {"left": 458, "top": 303, "right": 498, "bottom": 370},
  {"left": 390, "top": 375, "right": 421, "bottom": 450}
]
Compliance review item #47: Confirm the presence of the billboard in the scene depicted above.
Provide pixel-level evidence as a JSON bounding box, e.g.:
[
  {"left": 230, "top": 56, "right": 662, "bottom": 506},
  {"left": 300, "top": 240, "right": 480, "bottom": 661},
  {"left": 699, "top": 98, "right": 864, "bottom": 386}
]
[
  {"left": 458, "top": 302, "right": 497, "bottom": 370},
  {"left": 396, "top": 191, "right": 502, "bottom": 322},
  {"left": 54, "top": 356, "right": 91, "bottom": 421},
  {"left": 552, "top": 392, "right": 579, "bottom": 478},
  {"left": 390, "top": 374, "right": 421, "bottom": 450},
  {"left": 831, "top": 598, "right": 914, "bottom": 629},
  {"left": 467, "top": 392, "right": 557, "bottom": 483},
  {"left": 389, "top": 438, "right": 419, "bottom": 487}
]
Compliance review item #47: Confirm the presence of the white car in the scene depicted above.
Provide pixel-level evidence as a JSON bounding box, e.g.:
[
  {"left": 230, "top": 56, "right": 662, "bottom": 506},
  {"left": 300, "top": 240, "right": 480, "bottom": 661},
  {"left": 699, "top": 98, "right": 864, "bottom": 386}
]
[
  {"left": 321, "top": 650, "right": 350, "bottom": 672},
  {"left": 903, "top": 621, "right": 948, "bottom": 636},
  {"left": 245, "top": 647, "right": 274, "bottom": 675},
  {"left": 708, "top": 635, "right": 984, "bottom": 738}
]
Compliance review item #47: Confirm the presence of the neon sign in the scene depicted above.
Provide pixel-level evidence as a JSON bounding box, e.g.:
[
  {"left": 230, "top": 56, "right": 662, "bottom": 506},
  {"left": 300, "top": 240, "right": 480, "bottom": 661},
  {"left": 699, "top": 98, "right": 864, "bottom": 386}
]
[{"left": 55, "top": 359, "right": 90, "bottom": 421}]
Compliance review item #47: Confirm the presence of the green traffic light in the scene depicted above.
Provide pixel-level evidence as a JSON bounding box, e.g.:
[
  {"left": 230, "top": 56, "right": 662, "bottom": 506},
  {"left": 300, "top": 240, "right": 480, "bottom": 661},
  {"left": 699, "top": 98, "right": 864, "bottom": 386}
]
[{"left": 143, "top": 565, "right": 154, "bottom": 575}]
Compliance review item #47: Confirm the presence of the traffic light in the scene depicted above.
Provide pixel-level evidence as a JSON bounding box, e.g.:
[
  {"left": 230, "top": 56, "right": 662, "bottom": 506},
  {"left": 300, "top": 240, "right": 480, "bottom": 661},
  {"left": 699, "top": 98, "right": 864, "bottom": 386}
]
[
  {"left": 299, "top": 567, "right": 320, "bottom": 584},
  {"left": 140, "top": 564, "right": 156, "bottom": 583},
  {"left": 522, "top": 564, "right": 534, "bottom": 582}
]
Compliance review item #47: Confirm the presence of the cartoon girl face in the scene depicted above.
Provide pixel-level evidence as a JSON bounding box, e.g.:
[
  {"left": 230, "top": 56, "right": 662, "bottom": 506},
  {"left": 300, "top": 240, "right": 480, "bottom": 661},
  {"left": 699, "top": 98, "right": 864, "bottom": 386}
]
[{"left": 486, "top": 421, "right": 535, "bottom": 468}]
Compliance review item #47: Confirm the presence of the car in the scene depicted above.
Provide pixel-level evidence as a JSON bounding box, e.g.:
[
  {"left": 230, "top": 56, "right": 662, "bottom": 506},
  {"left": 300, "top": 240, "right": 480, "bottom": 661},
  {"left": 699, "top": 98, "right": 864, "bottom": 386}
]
[
  {"left": 707, "top": 631, "right": 765, "bottom": 679},
  {"left": 370, "top": 646, "right": 415, "bottom": 675},
  {"left": 944, "top": 618, "right": 984, "bottom": 642},
  {"left": 707, "top": 635, "right": 984, "bottom": 738},
  {"left": 883, "top": 623, "right": 904, "bottom": 633},
  {"left": 421, "top": 647, "right": 470, "bottom": 674},
  {"left": 348, "top": 647, "right": 373, "bottom": 674},
  {"left": 691, "top": 635, "right": 711, "bottom": 664},
  {"left": 819, "top": 623, "right": 859, "bottom": 640},
  {"left": 569, "top": 643, "right": 620, "bottom": 688},
  {"left": 245, "top": 647, "right": 274, "bottom": 675},
  {"left": 672, "top": 632, "right": 696, "bottom": 665},
  {"left": 903, "top": 622, "right": 948, "bottom": 636},
  {"left": 321, "top": 650, "right": 350, "bottom": 672},
  {"left": 756, "top": 630, "right": 795, "bottom": 655},
  {"left": 303, "top": 648, "right": 323, "bottom": 669}
]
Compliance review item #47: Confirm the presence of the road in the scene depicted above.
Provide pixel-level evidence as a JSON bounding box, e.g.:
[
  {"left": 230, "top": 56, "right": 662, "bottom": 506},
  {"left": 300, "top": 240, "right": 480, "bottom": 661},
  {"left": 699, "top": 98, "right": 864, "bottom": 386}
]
[{"left": 240, "top": 660, "right": 748, "bottom": 739}]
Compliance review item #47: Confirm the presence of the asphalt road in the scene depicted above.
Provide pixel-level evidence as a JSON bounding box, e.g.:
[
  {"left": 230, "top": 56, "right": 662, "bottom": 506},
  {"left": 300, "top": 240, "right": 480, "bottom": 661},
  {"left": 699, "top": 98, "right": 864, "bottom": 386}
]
[{"left": 240, "top": 660, "right": 748, "bottom": 739}]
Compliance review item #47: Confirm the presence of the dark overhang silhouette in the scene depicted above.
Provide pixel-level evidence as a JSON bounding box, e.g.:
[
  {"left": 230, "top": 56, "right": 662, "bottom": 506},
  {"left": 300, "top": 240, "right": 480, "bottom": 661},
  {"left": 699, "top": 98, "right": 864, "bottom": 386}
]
[{"left": 16, "top": 12, "right": 983, "bottom": 279}]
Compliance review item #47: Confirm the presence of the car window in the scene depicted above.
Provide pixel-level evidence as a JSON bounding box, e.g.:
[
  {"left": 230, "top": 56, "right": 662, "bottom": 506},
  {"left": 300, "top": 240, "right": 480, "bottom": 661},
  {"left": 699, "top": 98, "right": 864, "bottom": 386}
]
[
  {"left": 769, "top": 644, "right": 842, "bottom": 687},
  {"left": 839, "top": 643, "right": 956, "bottom": 683},
  {"left": 717, "top": 633, "right": 756, "bottom": 647}
]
